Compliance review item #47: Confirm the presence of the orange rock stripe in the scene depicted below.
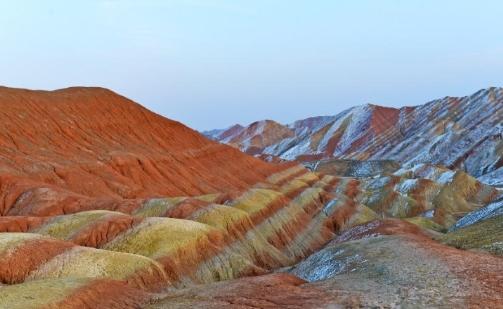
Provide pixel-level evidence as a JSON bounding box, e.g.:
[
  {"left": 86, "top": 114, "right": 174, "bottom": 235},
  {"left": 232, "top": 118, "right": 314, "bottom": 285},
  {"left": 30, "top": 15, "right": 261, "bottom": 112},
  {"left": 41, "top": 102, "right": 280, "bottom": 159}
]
[
  {"left": 267, "top": 191, "right": 334, "bottom": 253},
  {"left": 163, "top": 198, "right": 212, "bottom": 219},
  {"left": 274, "top": 168, "right": 309, "bottom": 187},
  {"left": 0, "top": 238, "right": 74, "bottom": 284},
  {"left": 44, "top": 279, "right": 150, "bottom": 309},
  {"left": 171, "top": 183, "right": 339, "bottom": 283},
  {"left": 146, "top": 186, "right": 311, "bottom": 284},
  {"left": 70, "top": 214, "right": 143, "bottom": 248},
  {"left": 0, "top": 216, "right": 47, "bottom": 232}
]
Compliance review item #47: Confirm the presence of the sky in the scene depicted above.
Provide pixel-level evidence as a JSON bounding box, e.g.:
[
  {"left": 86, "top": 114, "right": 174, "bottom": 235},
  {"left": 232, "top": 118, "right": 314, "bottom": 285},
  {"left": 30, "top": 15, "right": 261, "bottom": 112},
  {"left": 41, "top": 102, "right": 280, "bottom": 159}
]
[{"left": 1, "top": 1, "right": 503, "bottom": 131}]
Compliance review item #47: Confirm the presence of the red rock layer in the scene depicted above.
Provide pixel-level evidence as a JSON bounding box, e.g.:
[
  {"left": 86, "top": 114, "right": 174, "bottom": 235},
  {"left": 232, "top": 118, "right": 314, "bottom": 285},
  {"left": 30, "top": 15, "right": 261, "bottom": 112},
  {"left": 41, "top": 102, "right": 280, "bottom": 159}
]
[
  {"left": 148, "top": 273, "right": 340, "bottom": 308},
  {"left": 227, "top": 120, "right": 295, "bottom": 154},
  {"left": 48, "top": 279, "right": 150, "bottom": 309},
  {"left": 369, "top": 105, "right": 400, "bottom": 135},
  {"left": 0, "top": 86, "right": 289, "bottom": 215}
]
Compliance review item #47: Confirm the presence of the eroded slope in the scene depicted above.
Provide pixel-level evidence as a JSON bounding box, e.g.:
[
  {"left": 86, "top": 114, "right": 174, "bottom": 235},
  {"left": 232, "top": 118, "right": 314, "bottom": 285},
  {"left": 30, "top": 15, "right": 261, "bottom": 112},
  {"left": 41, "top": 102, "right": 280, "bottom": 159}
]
[{"left": 0, "top": 86, "right": 288, "bottom": 215}]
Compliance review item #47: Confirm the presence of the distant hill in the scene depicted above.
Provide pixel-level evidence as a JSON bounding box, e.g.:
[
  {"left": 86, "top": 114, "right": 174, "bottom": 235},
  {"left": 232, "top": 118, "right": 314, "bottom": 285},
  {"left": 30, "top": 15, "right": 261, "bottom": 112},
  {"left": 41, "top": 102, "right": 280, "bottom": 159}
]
[{"left": 206, "top": 87, "right": 503, "bottom": 186}]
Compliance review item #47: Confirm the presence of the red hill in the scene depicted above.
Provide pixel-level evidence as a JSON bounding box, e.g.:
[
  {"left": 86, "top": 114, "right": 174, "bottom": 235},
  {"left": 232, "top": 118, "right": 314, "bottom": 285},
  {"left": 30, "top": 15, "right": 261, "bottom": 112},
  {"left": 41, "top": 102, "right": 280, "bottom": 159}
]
[{"left": 0, "top": 86, "right": 286, "bottom": 214}]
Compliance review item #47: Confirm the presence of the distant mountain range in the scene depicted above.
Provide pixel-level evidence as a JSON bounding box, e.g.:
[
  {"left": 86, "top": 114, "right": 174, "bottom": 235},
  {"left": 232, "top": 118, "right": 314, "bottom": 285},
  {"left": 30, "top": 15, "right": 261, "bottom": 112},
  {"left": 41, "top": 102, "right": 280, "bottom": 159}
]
[{"left": 205, "top": 87, "right": 503, "bottom": 186}]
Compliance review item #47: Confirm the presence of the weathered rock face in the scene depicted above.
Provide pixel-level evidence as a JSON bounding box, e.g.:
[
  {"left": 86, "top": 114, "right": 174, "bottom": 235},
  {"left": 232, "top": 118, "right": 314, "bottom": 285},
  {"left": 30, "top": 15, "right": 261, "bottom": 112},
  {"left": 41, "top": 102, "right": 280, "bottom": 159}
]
[
  {"left": 206, "top": 104, "right": 401, "bottom": 161},
  {"left": 309, "top": 161, "right": 499, "bottom": 229},
  {"left": 207, "top": 87, "right": 503, "bottom": 186}
]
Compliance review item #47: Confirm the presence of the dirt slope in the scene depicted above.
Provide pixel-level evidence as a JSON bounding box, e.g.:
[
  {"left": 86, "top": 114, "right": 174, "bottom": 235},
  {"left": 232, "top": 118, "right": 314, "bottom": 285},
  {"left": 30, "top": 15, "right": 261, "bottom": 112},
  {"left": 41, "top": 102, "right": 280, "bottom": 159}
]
[{"left": 0, "top": 86, "right": 288, "bottom": 215}]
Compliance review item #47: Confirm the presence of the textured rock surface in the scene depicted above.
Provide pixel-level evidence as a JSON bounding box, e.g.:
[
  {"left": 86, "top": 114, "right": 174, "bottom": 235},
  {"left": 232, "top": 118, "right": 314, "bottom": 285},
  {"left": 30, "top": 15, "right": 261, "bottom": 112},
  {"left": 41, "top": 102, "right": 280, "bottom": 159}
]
[
  {"left": 0, "top": 86, "right": 291, "bottom": 216},
  {"left": 0, "top": 86, "right": 373, "bottom": 307},
  {"left": 450, "top": 196, "right": 503, "bottom": 231},
  {"left": 1, "top": 86, "right": 502, "bottom": 308},
  {"left": 339, "top": 163, "right": 499, "bottom": 228},
  {"left": 0, "top": 163, "right": 375, "bottom": 307},
  {"left": 441, "top": 214, "right": 503, "bottom": 256},
  {"left": 305, "top": 159, "right": 400, "bottom": 177},
  {"left": 208, "top": 87, "right": 503, "bottom": 186},
  {"left": 285, "top": 220, "right": 503, "bottom": 307},
  {"left": 146, "top": 274, "right": 341, "bottom": 309},
  {"left": 205, "top": 120, "right": 296, "bottom": 155}
]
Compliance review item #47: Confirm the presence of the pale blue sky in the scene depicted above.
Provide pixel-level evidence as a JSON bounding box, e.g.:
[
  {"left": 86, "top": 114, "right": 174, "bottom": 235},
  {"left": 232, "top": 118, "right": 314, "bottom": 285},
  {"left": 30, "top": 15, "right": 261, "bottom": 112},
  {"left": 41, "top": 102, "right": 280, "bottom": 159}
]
[{"left": 1, "top": 1, "right": 502, "bottom": 130}]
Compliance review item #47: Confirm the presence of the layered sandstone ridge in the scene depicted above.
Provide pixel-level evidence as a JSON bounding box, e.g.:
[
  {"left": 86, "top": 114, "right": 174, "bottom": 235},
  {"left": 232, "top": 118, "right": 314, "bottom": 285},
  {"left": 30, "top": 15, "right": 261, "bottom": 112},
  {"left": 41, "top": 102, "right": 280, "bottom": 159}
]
[
  {"left": 0, "top": 86, "right": 501, "bottom": 308},
  {"left": 0, "top": 86, "right": 288, "bottom": 215},
  {"left": 207, "top": 87, "right": 503, "bottom": 186},
  {"left": 1, "top": 161, "right": 500, "bottom": 308}
]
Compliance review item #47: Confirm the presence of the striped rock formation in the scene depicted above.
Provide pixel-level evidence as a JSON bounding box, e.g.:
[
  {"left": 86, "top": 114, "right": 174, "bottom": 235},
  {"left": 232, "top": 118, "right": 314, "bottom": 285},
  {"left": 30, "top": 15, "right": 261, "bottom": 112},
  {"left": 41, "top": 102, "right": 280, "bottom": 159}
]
[
  {"left": 206, "top": 87, "right": 503, "bottom": 186},
  {"left": 1, "top": 163, "right": 500, "bottom": 307},
  {"left": 214, "top": 120, "right": 296, "bottom": 155},
  {"left": 0, "top": 86, "right": 288, "bottom": 217},
  {"left": 0, "top": 87, "right": 365, "bottom": 307},
  {"left": 0, "top": 162, "right": 381, "bottom": 308},
  {"left": 0, "top": 86, "right": 502, "bottom": 308}
]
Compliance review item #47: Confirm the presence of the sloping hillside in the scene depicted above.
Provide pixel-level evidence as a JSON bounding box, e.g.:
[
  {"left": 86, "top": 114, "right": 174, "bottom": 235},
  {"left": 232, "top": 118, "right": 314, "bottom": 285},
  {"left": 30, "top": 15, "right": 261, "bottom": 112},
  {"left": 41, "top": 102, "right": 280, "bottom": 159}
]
[
  {"left": 0, "top": 86, "right": 501, "bottom": 308},
  {"left": 0, "top": 86, "right": 290, "bottom": 216},
  {"left": 208, "top": 88, "right": 503, "bottom": 186}
]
